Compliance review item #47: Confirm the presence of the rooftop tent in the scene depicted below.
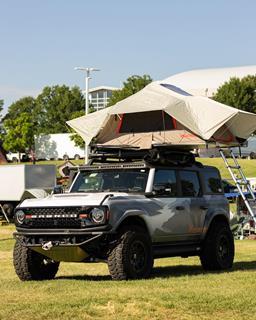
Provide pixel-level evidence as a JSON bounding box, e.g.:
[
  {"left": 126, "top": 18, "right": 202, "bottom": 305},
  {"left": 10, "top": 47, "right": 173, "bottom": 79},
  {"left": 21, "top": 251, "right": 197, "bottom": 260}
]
[{"left": 67, "top": 81, "right": 256, "bottom": 149}]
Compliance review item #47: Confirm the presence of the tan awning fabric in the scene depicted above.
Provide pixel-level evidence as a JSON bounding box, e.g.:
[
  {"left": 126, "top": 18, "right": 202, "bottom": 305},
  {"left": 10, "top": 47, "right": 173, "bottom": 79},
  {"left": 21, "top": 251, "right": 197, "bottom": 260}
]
[
  {"left": 67, "top": 81, "right": 256, "bottom": 148},
  {"left": 67, "top": 107, "right": 110, "bottom": 142}
]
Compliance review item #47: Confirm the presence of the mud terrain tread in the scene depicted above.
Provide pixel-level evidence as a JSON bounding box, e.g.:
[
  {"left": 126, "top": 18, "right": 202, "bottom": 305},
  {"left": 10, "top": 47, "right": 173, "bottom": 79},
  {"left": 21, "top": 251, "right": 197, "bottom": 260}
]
[
  {"left": 13, "top": 240, "right": 59, "bottom": 281},
  {"left": 200, "top": 221, "right": 234, "bottom": 271},
  {"left": 107, "top": 227, "right": 153, "bottom": 280}
]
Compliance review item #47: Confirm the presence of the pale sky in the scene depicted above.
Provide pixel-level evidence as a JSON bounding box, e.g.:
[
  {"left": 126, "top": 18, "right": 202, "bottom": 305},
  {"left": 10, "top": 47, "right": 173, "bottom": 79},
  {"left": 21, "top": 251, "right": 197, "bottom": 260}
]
[{"left": 1, "top": 0, "right": 255, "bottom": 111}]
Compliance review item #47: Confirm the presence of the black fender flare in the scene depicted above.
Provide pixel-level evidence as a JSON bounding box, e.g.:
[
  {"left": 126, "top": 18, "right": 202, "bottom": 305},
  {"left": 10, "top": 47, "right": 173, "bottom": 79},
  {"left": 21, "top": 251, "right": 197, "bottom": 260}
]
[
  {"left": 201, "top": 209, "right": 230, "bottom": 240},
  {"left": 113, "top": 210, "right": 150, "bottom": 234}
]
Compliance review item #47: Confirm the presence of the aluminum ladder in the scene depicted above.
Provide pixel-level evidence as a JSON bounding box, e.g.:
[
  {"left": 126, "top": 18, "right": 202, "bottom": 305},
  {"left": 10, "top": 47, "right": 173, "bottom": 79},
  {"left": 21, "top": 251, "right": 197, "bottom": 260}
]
[
  {"left": 0, "top": 204, "right": 10, "bottom": 224},
  {"left": 219, "top": 148, "right": 256, "bottom": 225}
]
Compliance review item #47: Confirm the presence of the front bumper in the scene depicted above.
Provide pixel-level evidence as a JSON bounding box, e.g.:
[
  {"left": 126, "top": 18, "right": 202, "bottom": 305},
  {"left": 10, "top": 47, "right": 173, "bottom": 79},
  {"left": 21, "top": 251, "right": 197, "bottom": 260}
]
[{"left": 14, "top": 225, "right": 114, "bottom": 262}]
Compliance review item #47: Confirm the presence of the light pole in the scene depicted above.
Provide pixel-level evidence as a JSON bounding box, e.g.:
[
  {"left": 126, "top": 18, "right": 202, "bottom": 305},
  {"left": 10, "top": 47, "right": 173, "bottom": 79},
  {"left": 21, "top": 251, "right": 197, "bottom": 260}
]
[{"left": 74, "top": 67, "right": 100, "bottom": 163}]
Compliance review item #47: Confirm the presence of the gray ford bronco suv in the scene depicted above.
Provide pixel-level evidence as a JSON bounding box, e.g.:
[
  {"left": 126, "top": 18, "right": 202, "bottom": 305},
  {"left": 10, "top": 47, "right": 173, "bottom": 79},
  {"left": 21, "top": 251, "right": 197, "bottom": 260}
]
[{"left": 13, "top": 147, "right": 234, "bottom": 281}]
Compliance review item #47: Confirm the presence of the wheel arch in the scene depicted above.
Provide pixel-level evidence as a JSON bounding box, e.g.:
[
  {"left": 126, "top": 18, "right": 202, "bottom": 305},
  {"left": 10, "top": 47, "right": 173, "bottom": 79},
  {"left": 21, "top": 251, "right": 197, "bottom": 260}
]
[
  {"left": 115, "top": 214, "right": 150, "bottom": 235},
  {"left": 201, "top": 212, "right": 230, "bottom": 240}
]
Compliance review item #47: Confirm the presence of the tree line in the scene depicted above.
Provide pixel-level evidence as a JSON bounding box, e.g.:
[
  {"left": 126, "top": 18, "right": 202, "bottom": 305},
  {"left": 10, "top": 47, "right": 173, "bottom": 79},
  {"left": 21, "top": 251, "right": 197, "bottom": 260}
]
[
  {"left": 0, "top": 75, "right": 152, "bottom": 156},
  {"left": 0, "top": 74, "right": 255, "bottom": 158}
]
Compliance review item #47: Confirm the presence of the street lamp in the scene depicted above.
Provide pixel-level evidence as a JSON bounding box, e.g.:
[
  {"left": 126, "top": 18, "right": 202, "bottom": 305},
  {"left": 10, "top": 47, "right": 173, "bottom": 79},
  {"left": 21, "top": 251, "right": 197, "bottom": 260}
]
[{"left": 74, "top": 67, "right": 100, "bottom": 163}]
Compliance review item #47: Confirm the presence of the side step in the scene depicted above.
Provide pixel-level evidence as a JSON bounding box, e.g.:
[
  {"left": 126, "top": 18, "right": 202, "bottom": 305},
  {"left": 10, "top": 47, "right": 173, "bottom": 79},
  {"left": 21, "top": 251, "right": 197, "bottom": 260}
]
[{"left": 153, "top": 243, "right": 201, "bottom": 258}]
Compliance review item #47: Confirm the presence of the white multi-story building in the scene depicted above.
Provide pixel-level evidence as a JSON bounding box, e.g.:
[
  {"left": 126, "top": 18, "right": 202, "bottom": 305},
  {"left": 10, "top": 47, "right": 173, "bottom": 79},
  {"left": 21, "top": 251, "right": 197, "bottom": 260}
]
[{"left": 89, "top": 86, "right": 119, "bottom": 111}]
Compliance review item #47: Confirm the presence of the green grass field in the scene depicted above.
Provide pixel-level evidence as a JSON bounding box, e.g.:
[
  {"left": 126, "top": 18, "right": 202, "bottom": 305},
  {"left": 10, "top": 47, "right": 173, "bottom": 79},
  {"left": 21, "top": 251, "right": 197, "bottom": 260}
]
[
  {"left": 198, "top": 157, "right": 256, "bottom": 180},
  {"left": 1, "top": 158, "right": 256, "bottom": 319},
  {"left": 0, "top": 225, "right": 256, "bottom": 320}
]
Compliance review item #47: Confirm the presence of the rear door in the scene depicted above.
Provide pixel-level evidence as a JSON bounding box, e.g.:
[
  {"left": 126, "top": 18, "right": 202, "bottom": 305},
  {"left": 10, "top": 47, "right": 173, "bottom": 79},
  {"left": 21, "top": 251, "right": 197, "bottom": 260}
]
[
  {"left": 151, "top": 168, "right": 202, "bottom": 242},
  {"left": 178, "top": 170, "right": 206, "bottom": 240}
]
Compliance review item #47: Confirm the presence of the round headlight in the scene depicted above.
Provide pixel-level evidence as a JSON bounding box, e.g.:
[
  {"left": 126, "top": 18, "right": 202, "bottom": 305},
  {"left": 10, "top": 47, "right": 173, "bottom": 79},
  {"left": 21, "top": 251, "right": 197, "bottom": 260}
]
[
  {"left": 91, "top": 208, "right": 105, "bottom": 224},
  {"left": 16, "top": 210, "right": 25, "bottom": 224}
]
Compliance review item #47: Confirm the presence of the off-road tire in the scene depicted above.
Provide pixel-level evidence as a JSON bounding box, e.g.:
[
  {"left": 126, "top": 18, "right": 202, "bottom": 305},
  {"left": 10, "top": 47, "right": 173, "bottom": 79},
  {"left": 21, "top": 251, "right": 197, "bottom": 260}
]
[
  {"left": 2, "top": 203, "right": 14, "bottom": 219},
  {"left": 13, "top": 240, "right": 59, "bottom": 281},
  {"left": 249, "top": 152, "right": 256, "bottom": 160},
  {"left": 200, "top": 221, "right": 234, "bottom": 271},
  {"left": 107, "top": 227, "right": 153, "bottom": 280}
]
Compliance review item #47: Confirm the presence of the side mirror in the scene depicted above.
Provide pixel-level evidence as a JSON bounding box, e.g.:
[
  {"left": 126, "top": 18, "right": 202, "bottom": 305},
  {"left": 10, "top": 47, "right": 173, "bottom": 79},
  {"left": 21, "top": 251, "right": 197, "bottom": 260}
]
[{"left": 52, "top": 185, "right": 64, "bottom": 194}]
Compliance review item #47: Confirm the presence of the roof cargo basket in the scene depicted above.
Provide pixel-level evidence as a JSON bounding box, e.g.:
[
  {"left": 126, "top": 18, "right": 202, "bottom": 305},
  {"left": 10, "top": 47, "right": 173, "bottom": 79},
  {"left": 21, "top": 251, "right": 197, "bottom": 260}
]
[
  {"left": 144, "top": 148, "right": 196, "bottom": 166},
  {"left": 89, "top": 145, "right": 197, "bottom": 166}
]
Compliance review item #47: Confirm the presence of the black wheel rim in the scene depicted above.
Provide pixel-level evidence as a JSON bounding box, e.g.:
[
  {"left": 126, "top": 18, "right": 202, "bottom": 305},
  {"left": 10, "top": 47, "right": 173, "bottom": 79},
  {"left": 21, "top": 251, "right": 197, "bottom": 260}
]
[
  {"left": 129, "top": 240, "right": 147, "bottom": 274},
  {"left": 218, "top": 235, "right": 229, "bottom": 261}
]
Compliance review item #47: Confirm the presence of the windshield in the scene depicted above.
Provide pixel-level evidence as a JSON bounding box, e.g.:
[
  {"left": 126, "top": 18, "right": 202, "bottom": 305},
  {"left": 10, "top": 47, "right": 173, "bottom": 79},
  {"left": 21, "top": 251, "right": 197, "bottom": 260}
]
[{"left": 70, "top": 169, "right": 149, "bottom": 193}]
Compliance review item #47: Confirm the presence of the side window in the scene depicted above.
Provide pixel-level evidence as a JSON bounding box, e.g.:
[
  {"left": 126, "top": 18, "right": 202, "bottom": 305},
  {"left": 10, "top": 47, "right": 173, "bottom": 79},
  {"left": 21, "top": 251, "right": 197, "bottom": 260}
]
[
  {"left": 179, "top": 171, "right": 201, "bottom": 197},
  {"left": 203, "top": 170, "right": 223, "bottom": 194},
  {"left": 153, "top": 169, "right": 177, "bottom": 196}
]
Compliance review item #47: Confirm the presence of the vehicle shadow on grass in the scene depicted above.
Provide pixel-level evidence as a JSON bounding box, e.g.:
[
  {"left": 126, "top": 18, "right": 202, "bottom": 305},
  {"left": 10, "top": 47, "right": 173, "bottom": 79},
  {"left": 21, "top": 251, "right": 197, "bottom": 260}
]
[
  {"left": 152, "top": 260, "right": 256, "bottom": 278},
  {"left": 56, "top": 261, "right": 256, "bottom": 281},
  {"left": 56, "top": 274, "right": 111, "bottom": 281}
]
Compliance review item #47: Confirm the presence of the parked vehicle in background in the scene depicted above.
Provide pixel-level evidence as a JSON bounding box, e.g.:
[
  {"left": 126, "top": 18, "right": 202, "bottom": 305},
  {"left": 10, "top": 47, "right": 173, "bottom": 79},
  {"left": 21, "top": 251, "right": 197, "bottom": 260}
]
[
  {"left": 6, "top": 152, "right": 30, "bottom": 163},
  {"left": 230, "top": 136, "right": 256, "bottom": 159},
  {"left": 240, "top": 177, "right": 256, "bottom": 192},
  {"left": 13, "top": 147, "right": 234, "bottom": 281},
  {"left": 0, "top": 165, "right": 56, "bottom": 219},
  {"left": 222, "top": 179, "right": 238, "bottom": 193},
  {"left": 198, "top": 148, "right": 220, "bottom": 158},
  {"left": 34, "top": 133, "right": 84, "bottom": 160}
]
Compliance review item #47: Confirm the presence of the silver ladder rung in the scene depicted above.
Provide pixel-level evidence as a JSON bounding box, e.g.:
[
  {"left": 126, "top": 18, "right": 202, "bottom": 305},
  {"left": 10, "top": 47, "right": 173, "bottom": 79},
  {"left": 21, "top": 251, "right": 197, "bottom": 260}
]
[
  {"left": 235, "top": 180, "right": 249, "bottom": 185},
  {"left": 228, "top": 165, "right": 241, "bottom": 169}
]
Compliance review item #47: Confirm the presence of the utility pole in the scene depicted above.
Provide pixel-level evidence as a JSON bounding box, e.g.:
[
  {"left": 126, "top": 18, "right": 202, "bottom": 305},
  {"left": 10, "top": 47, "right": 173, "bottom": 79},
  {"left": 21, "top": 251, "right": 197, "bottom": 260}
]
[{"left": 74, "top": 67, "right": 100, "bottom": 163}]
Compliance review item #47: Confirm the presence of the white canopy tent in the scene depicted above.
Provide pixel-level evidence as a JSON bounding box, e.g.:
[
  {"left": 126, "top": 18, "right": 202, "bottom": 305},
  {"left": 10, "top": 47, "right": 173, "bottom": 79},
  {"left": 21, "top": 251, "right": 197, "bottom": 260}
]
[{"left": 67, "top": 81, "right": 256, "bottom": 149}]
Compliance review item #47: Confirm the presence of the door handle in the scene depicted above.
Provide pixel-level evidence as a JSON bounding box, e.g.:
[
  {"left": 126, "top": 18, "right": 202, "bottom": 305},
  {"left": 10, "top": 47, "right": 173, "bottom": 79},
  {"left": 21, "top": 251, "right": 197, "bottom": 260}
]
[
  {"left": 200, "top": 206, "right": 208, "bottom": 210},
  {"left": 176, "top": 206, "right": 185, "bottom": 211}
]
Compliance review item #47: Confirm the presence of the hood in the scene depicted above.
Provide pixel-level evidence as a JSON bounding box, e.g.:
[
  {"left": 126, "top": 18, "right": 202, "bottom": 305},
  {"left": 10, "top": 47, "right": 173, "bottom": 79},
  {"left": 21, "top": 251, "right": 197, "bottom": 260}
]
[{"left": 19, "top": 192, "right": 135, "bottom": 208}]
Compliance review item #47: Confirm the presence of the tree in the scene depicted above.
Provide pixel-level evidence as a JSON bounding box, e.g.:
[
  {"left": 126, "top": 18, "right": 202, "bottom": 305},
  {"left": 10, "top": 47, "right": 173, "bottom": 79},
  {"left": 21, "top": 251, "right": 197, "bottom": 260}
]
[
  {"left": 69, "top": 110, "right": 85, "bottom": 148},
  {"left": 0, "top": 99, "right": 3, "bottom": 136},
  {"left": 3, "top": 112, "right": 34, "bottom": 161},
  {"left": 3, "top": 97, "right": 36, "bottom": 121},
  {"left": 108, "top": 74, "right": 153, "bottom": 106},
  {"left": 35, "top": 85, "right": 85, "bottom": 134},
  {"left": 213, "top": 75, "right": 256, "bottom": 113},
  {"left": 0, "top": 99, "right": 3, "bottom": 116}
]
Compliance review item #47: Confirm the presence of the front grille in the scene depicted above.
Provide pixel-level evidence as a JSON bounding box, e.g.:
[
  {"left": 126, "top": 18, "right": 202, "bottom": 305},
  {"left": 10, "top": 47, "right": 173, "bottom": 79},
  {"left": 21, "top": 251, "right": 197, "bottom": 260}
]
[
  {"left": 24, "top": 207, "right": 82, "bottom": 229},
  {"left": 28, "top": 207, "right": 81, "bottom": 216},
  {"left": 26, "top": 218, "right": 81, "bottom": 228}
]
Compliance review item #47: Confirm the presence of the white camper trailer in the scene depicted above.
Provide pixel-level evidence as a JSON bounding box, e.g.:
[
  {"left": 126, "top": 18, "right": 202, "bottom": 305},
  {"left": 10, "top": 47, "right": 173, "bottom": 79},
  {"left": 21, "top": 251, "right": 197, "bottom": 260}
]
[
  {"left": 35, "top": 133, "right": 84, "bottom": 160},
  {"left": 0, "top": 165, "right": 56, "bottom": 219}
]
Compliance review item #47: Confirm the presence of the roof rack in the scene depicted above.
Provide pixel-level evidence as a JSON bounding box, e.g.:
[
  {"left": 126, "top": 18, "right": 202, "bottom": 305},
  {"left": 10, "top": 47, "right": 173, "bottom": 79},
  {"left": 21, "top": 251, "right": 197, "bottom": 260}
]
[{"left": 89, "top": 145, "right": 198, "bottom": 167}]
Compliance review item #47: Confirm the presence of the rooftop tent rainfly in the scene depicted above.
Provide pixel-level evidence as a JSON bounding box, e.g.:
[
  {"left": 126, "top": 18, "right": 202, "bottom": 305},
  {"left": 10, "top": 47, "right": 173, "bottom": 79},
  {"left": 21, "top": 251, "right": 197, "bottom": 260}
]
[{"left": 67, "top": 81, "right": 256, "bottom": 149}]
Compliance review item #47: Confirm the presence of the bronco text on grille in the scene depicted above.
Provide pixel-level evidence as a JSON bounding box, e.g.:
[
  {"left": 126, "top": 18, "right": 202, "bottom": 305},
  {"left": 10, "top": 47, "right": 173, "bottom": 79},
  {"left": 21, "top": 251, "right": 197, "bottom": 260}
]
[{"left": 22, "top": 207, "right": 82, "bottom": 228}]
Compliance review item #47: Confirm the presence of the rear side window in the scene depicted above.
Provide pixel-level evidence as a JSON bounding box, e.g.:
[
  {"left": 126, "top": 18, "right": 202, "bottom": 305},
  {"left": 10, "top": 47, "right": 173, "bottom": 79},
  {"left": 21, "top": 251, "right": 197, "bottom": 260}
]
[
  {"left": 179, "top": 171, "right": 201, "bottom": 197},
  {"left": 153, "top": 169, "right": 177, "bottom": 196},
  {"left": 203, "top": 170, "right": 223, "bottom": 194}
]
